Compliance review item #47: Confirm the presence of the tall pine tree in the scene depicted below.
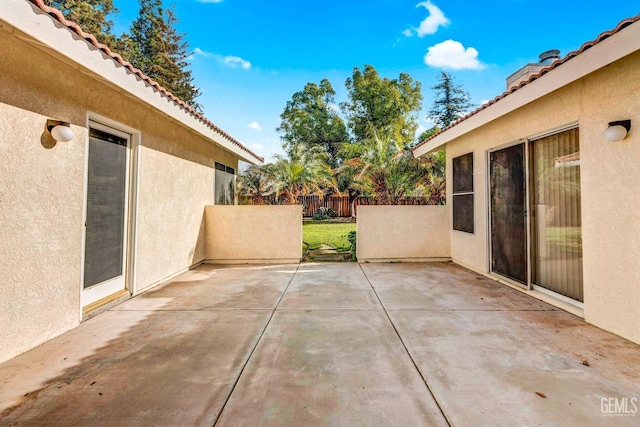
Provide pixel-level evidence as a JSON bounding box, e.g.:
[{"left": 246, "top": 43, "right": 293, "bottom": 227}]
[
  {"left": 428, "top": 71, "right": 473, "bottom": 128},
  {"left": 45, "top": 0, "right": 119, "bottom": 51},
  {"left": 129, "top": 0, "right": 202, "bottom": 111}
]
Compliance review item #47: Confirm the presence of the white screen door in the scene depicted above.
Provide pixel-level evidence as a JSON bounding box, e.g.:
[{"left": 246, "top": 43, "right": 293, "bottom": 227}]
[{"left": 82, "top": 122, "right": 131, "bottom": 306}]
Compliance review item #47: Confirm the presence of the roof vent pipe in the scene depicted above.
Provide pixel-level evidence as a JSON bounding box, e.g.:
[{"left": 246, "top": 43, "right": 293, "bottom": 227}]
[{"left": 539, "top": 49, "right": 561, "bottom": 65}]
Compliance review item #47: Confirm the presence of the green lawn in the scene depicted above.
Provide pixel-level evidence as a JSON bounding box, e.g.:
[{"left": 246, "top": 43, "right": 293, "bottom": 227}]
[{"left": 303, "top": 221, "right": 356, "bottom": 251}]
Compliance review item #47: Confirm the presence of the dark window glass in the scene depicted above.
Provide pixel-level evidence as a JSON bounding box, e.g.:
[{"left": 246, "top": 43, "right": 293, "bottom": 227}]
[
  {"left": 453, "top": 152, "right": 473, "bottom": 193},
  {"left": 452, "top": 152, "right": 474, "bottom": 234},
  {"left": 453, "top": 194, "right": 474, "bottom": 233}
]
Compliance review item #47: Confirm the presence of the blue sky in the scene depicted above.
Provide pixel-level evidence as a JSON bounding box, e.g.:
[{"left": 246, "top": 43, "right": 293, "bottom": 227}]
[{"left": 111, "top": 1, "right": 639, "bottom": 162}]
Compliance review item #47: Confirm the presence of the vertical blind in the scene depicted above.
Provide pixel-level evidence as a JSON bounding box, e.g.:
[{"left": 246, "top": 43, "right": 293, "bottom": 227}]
[
  {"left": 531, "top": 128, "right": 583, "bottom": 301},
  {"left": 84, "top": 129, "right": 128, "bottom": 288}
]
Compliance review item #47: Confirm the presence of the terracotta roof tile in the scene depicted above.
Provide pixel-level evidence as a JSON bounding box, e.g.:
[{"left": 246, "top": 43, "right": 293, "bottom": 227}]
[
  {"left": 412, "top": 13, "right": 640, "bottom": 154},
  {"left": 28, "top": 0, "right": 264, "bottom": 163}
]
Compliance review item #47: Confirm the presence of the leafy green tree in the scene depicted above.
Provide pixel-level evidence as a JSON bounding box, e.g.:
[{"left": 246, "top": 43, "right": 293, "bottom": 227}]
[
  {"left": 417, "top": 125, "right": 441, "bottom": 144},
  {"left": 428, "top": 71, "right": 473, "bottom": 128},
  {"left": 341, "top": 65, "right": 423, "bottom": 150},
  {"left": 270, "top": 144, "right": 337, "bottom": 204},
  {"left": 129, "top": 0, "right": 201, "bottom": 110},
  {"left": 45, "top": 0, "right": 119, "bottom": 51},
  {"left": 277, "top": 79, "right": 349, "bottom": 168}
]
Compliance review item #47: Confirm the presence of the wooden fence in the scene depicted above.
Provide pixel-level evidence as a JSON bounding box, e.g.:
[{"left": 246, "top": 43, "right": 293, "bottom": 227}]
[{"left": 239, "top": 194, "right": 444, "bottom": 217}]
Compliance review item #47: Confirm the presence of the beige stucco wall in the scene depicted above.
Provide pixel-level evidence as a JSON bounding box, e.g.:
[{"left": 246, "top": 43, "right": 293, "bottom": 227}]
[
  {"left": 133, "top": 124, "right": 238, "bottom": 292},
  {"left": 579, "top": 52, "right": 640, "bottom": 344},
  {"left": 0, "top": 27, "right": 242, "bottom": 362},
  {"left": 357, "top": 206, "right": 450, "bottom": 262},
  {"left": 204, "top": 206, "right": 303, "bottom": 263},
  {"left": 0, "top": 104, "right": 85, "bottom": 364},
  {"left": 441, "top": 50, "right": 640, "bottom": 344}
]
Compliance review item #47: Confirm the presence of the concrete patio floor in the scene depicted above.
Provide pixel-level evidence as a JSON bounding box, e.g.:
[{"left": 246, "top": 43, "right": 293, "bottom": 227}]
[{"left": 1, "top": 262, "right": 639, "bottom": 426}]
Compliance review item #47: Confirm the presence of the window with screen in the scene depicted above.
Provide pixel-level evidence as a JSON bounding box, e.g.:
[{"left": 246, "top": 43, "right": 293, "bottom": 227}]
[
  {"left": 215, "top": 162, "right": 235, "bottom": 205},
  {"left": 452, "top": 152, "right": 474, "bottom": 233}
]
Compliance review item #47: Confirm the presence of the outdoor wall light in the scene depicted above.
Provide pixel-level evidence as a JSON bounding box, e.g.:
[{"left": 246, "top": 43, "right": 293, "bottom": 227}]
[
  {"left": 604, "top": 120, "right": 631, "bottom": 142},
  {"left": 46, "top": 119, "right": 75, "bottom": 143}
]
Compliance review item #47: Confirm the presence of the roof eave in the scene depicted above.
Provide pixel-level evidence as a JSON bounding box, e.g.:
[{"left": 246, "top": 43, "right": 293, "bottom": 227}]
[
  {"left": 413, "top": 14, "right": 640, "bottom": 158},
  {"left": 3, "top": 0, "right": 263, "bottom": 165}
]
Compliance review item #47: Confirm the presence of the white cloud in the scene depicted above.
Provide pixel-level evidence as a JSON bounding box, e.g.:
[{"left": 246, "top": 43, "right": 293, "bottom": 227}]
[
  {"left": 249, "top": 143, "right": 264, "bottom": 150},
  {"left": 424, "top": 40, "right": 485, "bottom": 70},
  {"left": 193, "top": 47, "right": 213, "bottom": 58},
  {"left": 222, "top": 55, "right": 251, "bottom": 70},
  {"left": 248, "top": 121, "right": 262, "bottom": 130},
  {"left": 481, "top": 99, "right": 490, "bottom": 105},
  {"left": 404, "top": 1, "right": 450, "bottom": 37}
]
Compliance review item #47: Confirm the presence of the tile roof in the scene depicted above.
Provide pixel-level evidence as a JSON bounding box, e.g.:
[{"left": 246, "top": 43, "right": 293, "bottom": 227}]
[
  {"left": 28, "top": 0, "right": 264, "bottom": 163},
  {"left": 412, "top": 13, "right": 640, "bottom": 154}
]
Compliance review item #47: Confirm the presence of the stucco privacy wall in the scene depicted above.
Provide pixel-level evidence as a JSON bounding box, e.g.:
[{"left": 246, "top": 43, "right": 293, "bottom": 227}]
[
  {"left": 0, "top": 25, "right": 242, "bottom": 362},
  {"left": 443, "top": 50, "right": 640, "bottom": 344},
  {"left": 356, "top": 206, "right": 450, "bottom": 262},
  {"left": 135, "top": 137, "right": 238, "bottom": 291},
  {"left": 204, "top": 206, "right": 303, "bottom": 263}
]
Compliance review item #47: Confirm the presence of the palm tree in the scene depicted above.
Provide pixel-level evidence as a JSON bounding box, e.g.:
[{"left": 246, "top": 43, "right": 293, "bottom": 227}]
[
  {"left": 416, "top": 149, "right": 446, "bottom": 204},
  {"left": 340, "top": 127, "right": 415, "bottom": 205},
  {"left": 270, "top": 143, "right": 337, "bottom": 204},
  {"left": 237, "top": 165, "right": 275, "bottom": 205}
]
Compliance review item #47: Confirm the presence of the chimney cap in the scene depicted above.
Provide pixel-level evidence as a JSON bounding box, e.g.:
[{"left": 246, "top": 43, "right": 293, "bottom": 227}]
[{"left": 539, "top": 49, "right": 561, "bottom": 64}]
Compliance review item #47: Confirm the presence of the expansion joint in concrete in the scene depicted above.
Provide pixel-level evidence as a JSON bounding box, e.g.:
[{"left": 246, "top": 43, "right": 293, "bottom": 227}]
[
  {"left": 358, "top": 264, "right": 454, "bottom": 427},
  {"left": 211, "top": 264, "right": 301, "bottom": 426}
]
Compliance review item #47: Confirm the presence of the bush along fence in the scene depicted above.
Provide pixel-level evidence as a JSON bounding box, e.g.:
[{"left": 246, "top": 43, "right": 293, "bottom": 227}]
[{"left": 239, "top": 194, "right": 445, "bottom": 217}]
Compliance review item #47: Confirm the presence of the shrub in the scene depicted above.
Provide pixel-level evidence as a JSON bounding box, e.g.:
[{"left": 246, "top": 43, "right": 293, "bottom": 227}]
[
  {"left": 345, "top": 230, "right": 357, "bottom": 260},
  {"left": 312, "top": 206, "right": 337, "bottom": 220}
]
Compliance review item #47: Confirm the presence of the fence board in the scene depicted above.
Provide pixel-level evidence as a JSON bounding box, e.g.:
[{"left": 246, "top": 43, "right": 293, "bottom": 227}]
[{"left": 239, "top": 194, "right": 443, "bottom": 217}]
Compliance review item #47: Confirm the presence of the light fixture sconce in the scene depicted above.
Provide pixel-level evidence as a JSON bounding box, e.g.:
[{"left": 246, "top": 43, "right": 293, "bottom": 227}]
[
  {"left": 604, "top": 120, "right": 631, "bottom": 142},
  {"left": 47, "top": 119, "right": 75, "bottom": 143}
]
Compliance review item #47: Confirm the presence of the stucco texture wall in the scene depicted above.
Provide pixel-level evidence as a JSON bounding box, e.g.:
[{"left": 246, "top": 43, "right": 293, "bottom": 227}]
[
  {"left": 356, "top": 206, "right": 450, "bottom": 262},
  {"left": 442, "top": 50, "right": 640, "bottom": 344},
  {"left": 205, "top": 206, "right": 303, "bottom": 263},
  {"left": 579, "top": 52, "right": 640, "bottom": 343},
  {"left": 0, "top": 28, "right": 241, "bottom": 362},
  {"left": 133, "top": 122, "right": 239, "bottom": 292}
]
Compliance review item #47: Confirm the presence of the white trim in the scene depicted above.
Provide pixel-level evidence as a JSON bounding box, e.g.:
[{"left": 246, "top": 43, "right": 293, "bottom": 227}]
[
  {"left": 532, "top": 284, "right": 585, "bottom": 311},
  {"left": 1, "top": 0, "right": 262, "bottom": 165},
  {"left": 85, "top": 113, "right": 141, "bottom": 294},
  {"left": 413, "top": 20, "right": 640, "bottom": 157},
  {"left": 527, "top": 121, "right": 579, "bottom": 141},
  {"left": 524, "top": 140, "right": 532, "bottom": 290}
]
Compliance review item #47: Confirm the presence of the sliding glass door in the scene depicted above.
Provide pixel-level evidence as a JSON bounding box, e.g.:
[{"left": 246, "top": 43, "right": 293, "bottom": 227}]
[
  {"left": 488, "top": 127, "right": 583, "bottom": 303},
  {"left": 489, "top": 143, "right": 527, "bottom": 285},
  {"left": 531, "top": 128, "right": 583, "bottom": 302}
]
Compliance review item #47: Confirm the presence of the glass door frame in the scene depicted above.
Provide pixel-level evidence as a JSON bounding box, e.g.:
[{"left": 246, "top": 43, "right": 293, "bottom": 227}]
[
  {"left": 486, "top": 139, "right": 532, "bottom": 290},
  {"left": 80, "top": 116, "right": 139, "bottom": 311},
  {"left": 485, "top": 122, "right": 584, "bottom": 309}
]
